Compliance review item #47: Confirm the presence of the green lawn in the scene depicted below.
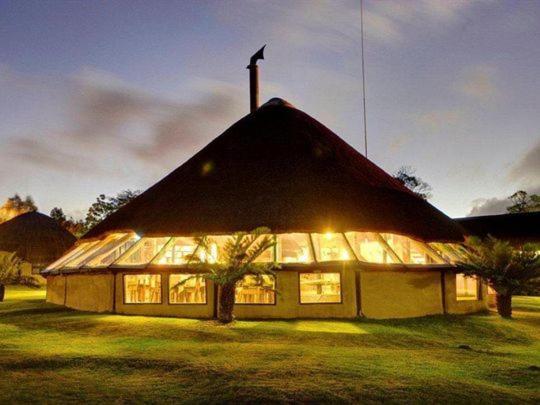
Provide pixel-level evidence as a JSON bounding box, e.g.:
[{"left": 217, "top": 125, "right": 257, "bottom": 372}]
[{"left": 1, "top": 287, "right": 539, "bottom": 403}]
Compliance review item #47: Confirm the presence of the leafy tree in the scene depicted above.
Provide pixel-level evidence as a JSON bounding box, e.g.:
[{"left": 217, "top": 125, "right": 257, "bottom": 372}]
[
  {"left": 457, "top": 236, "right": 540, "bottom": 318},
  {"left": 180, "top": 228, "right": 277, "bottom": 323},
  {"left": 84, "top": 190, "right": 140, "bottom": 231},
  {"left": 0, "top": 252, "right": 39, "bottom": 302},
  {"left": 394, "top": 166, "right": 432, "bottom": 200},
  {"left": 0, "top": 194, "right": 38, "bottom": 223},
  {"left": 507, "top": 190, "right": 540, "bottom": 213},
  {"left": 50, "top": 207, "right": 85, "bottom": 237},
  {"left": 50, "top": 207, "right": 67, "bottom": 223}
]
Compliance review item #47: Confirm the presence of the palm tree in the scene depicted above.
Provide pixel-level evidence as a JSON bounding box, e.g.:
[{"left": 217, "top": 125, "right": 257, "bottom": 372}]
[
  {"left": 179, "top": 227, "right": 278, "bottom": 323},
  {"left": 0, "top": 252, "right": 39, "bottom": 302},
  {"left": 458, "top": 236, "right": 540, "bottom": 318}
]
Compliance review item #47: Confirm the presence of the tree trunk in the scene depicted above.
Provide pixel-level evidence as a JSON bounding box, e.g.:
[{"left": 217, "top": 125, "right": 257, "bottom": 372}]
[
  {"left": 496, "top": 292, "right": 512, "bottom": 318},
  {"left": 0, "top": 284, "right": 5, "bottom": 302},
  {"left": 218, "top": 283, "right": 236, "bottom": 324}
]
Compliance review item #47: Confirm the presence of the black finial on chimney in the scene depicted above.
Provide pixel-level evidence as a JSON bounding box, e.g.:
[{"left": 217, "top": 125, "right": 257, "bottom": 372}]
[{"left": 247, "top": 45, "right": 266, "bottom": 112}]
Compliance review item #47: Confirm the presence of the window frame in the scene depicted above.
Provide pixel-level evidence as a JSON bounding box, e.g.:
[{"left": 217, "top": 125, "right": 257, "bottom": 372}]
[
  {"left": 234, "top": 274, "right": 277, "bottom": 306},
  {"left": 168, "top": 273, "right": 208, "bottom": 305},
  {"left": 122, "top": 273, "right": 163, "bottom": 305},
  {"left": 298, "top": 270, "right": 343, "bottom": 305},
  {"left": 455, "top": 273, "right": 480, "bottom": 301}
]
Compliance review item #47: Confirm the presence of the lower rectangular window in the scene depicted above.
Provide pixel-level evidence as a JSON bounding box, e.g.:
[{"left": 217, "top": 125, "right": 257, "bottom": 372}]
[
  {"left": 456, "top": 274, "right": 478, "bottom": 301},
  {"left": 124, "top": 274, "right": 162, "bottom": 304},
  {"left": 169, "top": 274, "right": 207, "bottom": 304},
  {"left": 299, "top": 272, "right": 341, "bottom": 304},
  {"left": 235, "top": 275, "right": 275, "bottom": 304}
]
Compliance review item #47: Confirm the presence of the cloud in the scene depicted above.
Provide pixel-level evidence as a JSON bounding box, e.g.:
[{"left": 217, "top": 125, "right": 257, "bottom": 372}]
[
  {"left": 216, "top": 0, "right": 479, "bottom": 49},
  {"left": 509, "top": 139, "right": 540, "bottom": 187},
  {"left": 2, "top": 68, "right": 245, "bottom": 173},
  {"left": 456, "top": 65, "right": 498, "bottom": 101},
  {"left": 468, "top": 197, "right": 512, "bottom": 217},
  {"left": 467, "top": 140, "right": 540, "bottom": 216},
  {"left": 415, "top": 109, "right": 464, "bottom": 132}
]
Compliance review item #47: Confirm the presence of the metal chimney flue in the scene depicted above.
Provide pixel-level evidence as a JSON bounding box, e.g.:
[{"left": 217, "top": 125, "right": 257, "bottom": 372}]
[{"left": 247, "top": 45, "right": 265, "bottom": 112}]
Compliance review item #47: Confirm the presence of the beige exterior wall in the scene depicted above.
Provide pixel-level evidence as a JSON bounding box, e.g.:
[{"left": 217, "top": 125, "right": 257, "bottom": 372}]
[
  {"left": 64, "top": 273, "right": 114, "bottom": 313},
  {"left": 45, "top": 266, "right": 488, "bottom": 319},
  {"left": 45, "top": 275, "right": 66, "bottom": 305},
  {"left": 444, "top": 272, "right": 489, "bottom": 314},
  {"left": 360, "top": 269, "right": 443, "bottom": 319}
]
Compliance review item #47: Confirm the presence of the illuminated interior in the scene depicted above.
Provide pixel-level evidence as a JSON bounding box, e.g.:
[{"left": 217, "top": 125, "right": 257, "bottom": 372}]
[
  {"left": 275, "top": 233, "right": 312, "bottom": 263},
  {"left": 124, "top": 274, "right": 161, "bottom": 304},
  {"left": 45, "top": 240, "right": 101, "bottom": 270},
  {"left": 381, "top": 234, "right": 444, "bottom": 265},
  {"left": 235, "top": 274, "right": 275, "bottom": 304},
  {"left": 83, "top": 233, "right": 139, "bottom": 268},
  {"left": 311, "top": 233, "right": 353, "bottom": 262},
  {"left": 456, "top": 274, "right": 478, "bottom": 300},
  {"left": 115, "top": 237, "right": 171, "bottom": 266},
  {"left": 48, "top": 231, "right": 466, "bottom": 272},
  {"left": 345, "top": 232, "right": 396, "bottom": 264},
  {"left": 299, "top": 272, "right": 341, "bottom": 303},
  {"left": 429, "top": 243, "right": 461, "bottom": 263},
  {"left": 169, "top": 274, "right": 206, "bottom": 304},
  {"left": 63, "top": 234, "right": 128, "bottom": 269},
  {"left": 152, "top": 237, "right": 199, "bottom": 265}
]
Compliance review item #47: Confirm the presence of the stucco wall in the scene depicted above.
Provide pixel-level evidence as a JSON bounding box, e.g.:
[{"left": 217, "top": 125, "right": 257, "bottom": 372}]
[
  {"left": 64, "top": 273, "right": 114, "bottom": 313},
  {"left": 360, "top": 269, "right": 444, "bottom": 319},
  {"left": 444, "top": 272, "right": 488, "bottom": 314},
  {"left": 46, "top": 275, "right": 66, "bottom": 305}
]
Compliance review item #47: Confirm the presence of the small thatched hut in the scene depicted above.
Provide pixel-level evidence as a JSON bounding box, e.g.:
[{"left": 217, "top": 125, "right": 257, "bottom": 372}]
[
  {"left": 44, "top": 98, "right": 488, "bottom": 318},
  {"left": 0, "top": 211, "right": 76, "bottom": 281}
]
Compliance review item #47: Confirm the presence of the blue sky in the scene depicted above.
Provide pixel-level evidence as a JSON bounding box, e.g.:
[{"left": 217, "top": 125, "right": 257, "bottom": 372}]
[{"left": 0, "top": 0, "right": 539, "bottom": 219}]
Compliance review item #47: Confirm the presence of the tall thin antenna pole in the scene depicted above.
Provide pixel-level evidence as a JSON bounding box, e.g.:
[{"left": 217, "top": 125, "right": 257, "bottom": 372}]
[{"left": 360, "top": 0, "right": 368, "bottom": 158}]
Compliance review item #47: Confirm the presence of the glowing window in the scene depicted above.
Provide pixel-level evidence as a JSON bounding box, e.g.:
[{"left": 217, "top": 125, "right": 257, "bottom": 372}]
[
  {"left": 169, "top": 274, "right": 206, "bottom": 304},
  {"left": 456, "top": 274, "right": 478, "bottom": 301},
  {"left": 447, "top": 244, "right": 468, "bottom": 261},
  {"left": 252, "top": 235, "right": 274, "bottom": 263},
  {"left": 299, "top": 272, "right": 341, "bottom": 304},
  {"left": 235, "top": 275, "right": 275, "bottom": 304},
  {"left": 115, "top": 237, "right": 171, "bottom": 266},
  {"left": 345, "top": 232, "right": 396, "bottom": 264},
  {"left": 275, "top": 233, "right": 312, "bottom": 263},
  {"left": 429, "top": 243, "right": 459, "bottom": 264},
  {"left": 84, "top": 234, "right": 139, "bottom": 268},
  {"left": 64, "top": 234, "right": 127, "bottom": 269},
  {"left": 311, "top": 233, "right": 353, "bottom": 262},
  {"left": 45, "top": 241, "right": 100, "bottom": 270},
  {"left": 124, "top": 274, "right": 161, "bottom": 304},
  {"left": 152, "top": 237, "right": 199, "bottom": 265},
  {"left": 487, "top": 285, "right": 496, "bottom": 295},
  {"left": 381, "top": 234, "right": 443, "bottom": 265}
]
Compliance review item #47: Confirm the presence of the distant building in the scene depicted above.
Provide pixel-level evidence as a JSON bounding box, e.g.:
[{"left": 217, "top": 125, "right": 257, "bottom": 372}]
[
  {"left": 455, "top": 212, "right": 540, "bottom": 246},
  {"left": 0, "top": 211, "right": 76, "bottom": 283}
]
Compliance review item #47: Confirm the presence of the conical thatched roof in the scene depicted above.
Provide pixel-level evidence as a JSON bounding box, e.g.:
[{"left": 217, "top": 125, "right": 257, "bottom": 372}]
[
  {"left": 85, "top": 98, "right": 463, "bottom": 242},
  {"left": 0, "top": 211, "right": 76, "bottom": 268}
]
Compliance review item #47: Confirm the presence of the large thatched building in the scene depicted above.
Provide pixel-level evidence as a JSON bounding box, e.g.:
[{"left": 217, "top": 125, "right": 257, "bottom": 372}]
[
  {"left": 0, "top": 211, "right": 76, "bottom": 282},
  {"left": 43, "top": 97, "right": 487, "bottom": 318}
]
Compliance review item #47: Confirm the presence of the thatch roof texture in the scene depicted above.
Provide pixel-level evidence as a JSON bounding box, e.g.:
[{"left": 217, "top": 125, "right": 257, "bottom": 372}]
[
  {"left": 0, "top": 211, "right": 76, "bottom": 269},
  {"left": 85, "top": 98, "right": 463, "bottom": 242}
]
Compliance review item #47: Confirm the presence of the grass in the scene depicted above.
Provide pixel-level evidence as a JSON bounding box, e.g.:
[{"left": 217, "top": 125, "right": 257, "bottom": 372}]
[{"left": 0, "top": 287, "right": 539, "bottom": 403}]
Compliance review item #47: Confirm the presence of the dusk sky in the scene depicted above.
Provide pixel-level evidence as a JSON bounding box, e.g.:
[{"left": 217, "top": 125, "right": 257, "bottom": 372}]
[{"left": 1, "top": 0, "right": 539, "bottom": 220}]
